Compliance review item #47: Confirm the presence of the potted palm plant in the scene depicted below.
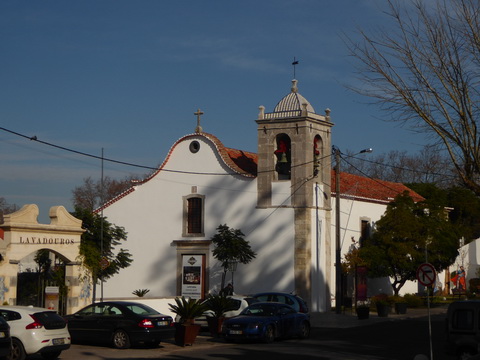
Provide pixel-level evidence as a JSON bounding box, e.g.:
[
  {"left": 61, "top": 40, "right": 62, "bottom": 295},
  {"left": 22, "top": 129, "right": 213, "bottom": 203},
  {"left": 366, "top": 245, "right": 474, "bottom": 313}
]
[
  {"left": 204, "top": 294, "right": 236, "bottom": 337},
  {"left": 372, "top": 294, "right": 392, "bottom": 317},
  {"left": 355, "top": 300, "right": 370, "bottom": 320},
  {"left": 391, "top": 295, "right": 408, "bottom": 314},
  {"left": 168, "top": 296, "right": 207, "bottom": 346}
]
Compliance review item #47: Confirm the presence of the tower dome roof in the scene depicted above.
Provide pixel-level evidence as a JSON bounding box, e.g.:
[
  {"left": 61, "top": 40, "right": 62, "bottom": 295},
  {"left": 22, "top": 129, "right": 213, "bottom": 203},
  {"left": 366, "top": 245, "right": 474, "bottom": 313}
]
[{"left": 273, "top": 79, "right": 315, "bottom": 114}]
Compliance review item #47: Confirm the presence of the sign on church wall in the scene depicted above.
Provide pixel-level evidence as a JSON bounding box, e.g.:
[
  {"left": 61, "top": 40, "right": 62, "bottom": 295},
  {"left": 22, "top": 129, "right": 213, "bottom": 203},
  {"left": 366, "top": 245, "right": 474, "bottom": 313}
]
[{"left": 181, "top": 255, "right": 204, "bottom": 299}]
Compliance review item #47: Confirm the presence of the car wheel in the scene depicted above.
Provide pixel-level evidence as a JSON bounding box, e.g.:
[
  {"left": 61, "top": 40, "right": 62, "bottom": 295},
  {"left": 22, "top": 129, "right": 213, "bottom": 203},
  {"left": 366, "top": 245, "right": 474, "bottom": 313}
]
[
  {"left": 263, "top": 325, "right": 275, "bottom": 343},
  {"left": 298, "top": 320, "right": 311, "bottom": 339},
  {"left": 41, "top": 351, "right": 62, "bottom": 359},
  {"left": 10, "top": 338, "right": 26, "bottom": 360},
  {"left": 112, "top": 329, "right": 131, "bottom": 349}
]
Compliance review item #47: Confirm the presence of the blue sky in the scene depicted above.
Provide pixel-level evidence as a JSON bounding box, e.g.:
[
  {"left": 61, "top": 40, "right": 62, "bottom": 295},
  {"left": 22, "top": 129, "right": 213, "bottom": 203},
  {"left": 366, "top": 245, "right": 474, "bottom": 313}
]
[{"left": 0, "top": 0, "right": 428, "bottom": 222}]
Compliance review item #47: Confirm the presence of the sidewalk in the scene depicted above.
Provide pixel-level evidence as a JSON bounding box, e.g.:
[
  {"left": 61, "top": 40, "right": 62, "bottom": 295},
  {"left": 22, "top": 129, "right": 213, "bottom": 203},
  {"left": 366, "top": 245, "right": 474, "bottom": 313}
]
[{"left": 309, "top": 305, "right": 448, "bottom": 328}]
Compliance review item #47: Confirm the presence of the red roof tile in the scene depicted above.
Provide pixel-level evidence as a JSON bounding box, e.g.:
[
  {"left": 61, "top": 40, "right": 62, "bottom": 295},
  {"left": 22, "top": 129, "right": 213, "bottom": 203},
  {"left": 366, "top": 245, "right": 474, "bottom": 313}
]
[{"left": 331, "top": 171, "right": 424, "bottom": 204}]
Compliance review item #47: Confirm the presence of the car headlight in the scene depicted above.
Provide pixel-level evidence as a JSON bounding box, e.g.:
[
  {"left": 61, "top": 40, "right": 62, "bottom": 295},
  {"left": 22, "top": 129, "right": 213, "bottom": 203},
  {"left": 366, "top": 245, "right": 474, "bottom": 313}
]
[{"left": 246, "top": 322, "right": 263, "bottom": 330}]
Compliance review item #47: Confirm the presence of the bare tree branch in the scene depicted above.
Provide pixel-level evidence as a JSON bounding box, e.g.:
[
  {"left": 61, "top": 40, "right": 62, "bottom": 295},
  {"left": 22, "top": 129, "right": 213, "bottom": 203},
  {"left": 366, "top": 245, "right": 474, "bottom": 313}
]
[{"left": 344, "top": 0, "right": 480, "bottom": 194}]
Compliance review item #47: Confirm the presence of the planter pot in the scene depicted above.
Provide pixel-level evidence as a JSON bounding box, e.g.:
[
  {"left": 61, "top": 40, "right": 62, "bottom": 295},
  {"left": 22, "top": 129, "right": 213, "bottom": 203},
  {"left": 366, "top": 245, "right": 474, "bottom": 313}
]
[
  {"left": 174, "top": 323, "right": 201, "bottom": 346},
  {"left": 356, "top": 307, "right": 370, "bottom": 320},
  {"left": 376, "top": 303, "right": 389, "bottom": 317},
  {"left": 206, "top": 316, "right": 225, "bottom": 337},
  {"left": 394, "top": 302, "right": 407, "bottom": 315}
]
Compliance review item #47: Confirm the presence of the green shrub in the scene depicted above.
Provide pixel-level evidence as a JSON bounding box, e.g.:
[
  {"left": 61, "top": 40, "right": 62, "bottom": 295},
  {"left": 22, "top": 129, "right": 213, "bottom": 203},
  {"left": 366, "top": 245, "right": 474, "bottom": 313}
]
[{"left": 404, "top": 293, "right": 423, "bottom": 308}]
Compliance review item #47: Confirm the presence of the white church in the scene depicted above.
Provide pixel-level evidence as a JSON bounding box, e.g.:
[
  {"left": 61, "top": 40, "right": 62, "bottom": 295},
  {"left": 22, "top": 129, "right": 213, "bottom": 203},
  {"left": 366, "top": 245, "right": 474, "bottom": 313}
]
[{"left": 99, "top": 79, "right": 423, "bottom": 313}]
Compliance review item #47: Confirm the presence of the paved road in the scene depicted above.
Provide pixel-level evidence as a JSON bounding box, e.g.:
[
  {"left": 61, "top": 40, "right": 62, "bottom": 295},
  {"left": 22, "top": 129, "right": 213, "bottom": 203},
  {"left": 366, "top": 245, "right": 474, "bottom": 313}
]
[{"left": 31, "top": 307, "right": 453, "bottom": 360}]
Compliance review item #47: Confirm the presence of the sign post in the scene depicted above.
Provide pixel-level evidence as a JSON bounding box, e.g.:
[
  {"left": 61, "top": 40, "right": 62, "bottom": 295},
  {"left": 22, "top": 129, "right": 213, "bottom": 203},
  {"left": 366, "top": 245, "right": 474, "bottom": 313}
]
[{"left": 417, "top": 263, "right": 437, "bottom": 360}]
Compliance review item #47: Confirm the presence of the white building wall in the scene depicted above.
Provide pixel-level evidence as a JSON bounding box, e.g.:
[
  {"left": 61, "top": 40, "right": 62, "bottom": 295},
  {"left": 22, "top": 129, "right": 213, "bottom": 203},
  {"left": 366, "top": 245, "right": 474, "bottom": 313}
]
[{"left": 102, "top": 135, "right": 296, "bottom": 300}]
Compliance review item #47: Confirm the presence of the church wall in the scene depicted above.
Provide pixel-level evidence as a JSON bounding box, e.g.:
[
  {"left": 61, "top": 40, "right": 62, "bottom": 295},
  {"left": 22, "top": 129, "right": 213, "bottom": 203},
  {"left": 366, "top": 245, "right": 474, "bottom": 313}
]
[{"left": 102, "top": 135, "right": 297, "bottom": 299}]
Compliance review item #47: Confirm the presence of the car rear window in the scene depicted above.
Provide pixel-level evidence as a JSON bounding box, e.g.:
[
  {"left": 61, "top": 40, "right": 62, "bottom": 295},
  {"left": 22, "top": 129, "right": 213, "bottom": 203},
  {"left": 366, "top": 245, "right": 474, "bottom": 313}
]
[
  {"left": 33, "top": 311, "right": 67, "bottom": 330},
  {"left": 126, "top": 304, "right": 160, "bottom": 316},
  {"left": 245, "top": 298, "right": 259, "bottom": 306},
  {"left": 452, "top": 309, "right": 475, "bottom": 330}
]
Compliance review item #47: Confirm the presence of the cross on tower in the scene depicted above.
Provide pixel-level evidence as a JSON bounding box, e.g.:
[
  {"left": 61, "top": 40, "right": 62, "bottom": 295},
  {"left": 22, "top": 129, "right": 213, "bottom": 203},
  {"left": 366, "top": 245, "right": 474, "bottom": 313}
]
[
  {"left": 194, "top": 108, "right": 204, "bottom": 133},
  {"left": 292, "top": 57, "right": 299, "bottom": 79}
]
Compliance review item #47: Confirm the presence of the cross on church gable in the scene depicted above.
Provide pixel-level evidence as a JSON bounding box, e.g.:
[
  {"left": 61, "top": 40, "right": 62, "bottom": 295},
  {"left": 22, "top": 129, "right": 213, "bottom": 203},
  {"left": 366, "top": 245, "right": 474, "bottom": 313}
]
[{"left": 194, "top": 109, "right": 204, "bottom": 133}]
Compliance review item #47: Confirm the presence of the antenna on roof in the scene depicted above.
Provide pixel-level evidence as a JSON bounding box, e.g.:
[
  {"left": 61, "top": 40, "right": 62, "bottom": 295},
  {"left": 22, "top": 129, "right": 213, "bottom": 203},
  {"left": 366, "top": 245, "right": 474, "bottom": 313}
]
[{"left": 292, "top": 57, "right": 299, "bottom": 79}]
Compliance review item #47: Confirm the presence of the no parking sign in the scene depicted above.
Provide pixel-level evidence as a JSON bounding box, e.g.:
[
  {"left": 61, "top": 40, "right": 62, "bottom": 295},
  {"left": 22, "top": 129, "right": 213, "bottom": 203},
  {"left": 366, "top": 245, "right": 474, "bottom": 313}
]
[{"left": 416, "top": 263, "right": 436, "bottom": 286}]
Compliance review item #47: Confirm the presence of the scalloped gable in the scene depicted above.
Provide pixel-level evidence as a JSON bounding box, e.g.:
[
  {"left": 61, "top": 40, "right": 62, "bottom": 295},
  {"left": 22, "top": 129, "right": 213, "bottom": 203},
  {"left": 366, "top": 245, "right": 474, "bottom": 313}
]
[{"left": 97, "top": 133, "right": 258, "bottom": 212}]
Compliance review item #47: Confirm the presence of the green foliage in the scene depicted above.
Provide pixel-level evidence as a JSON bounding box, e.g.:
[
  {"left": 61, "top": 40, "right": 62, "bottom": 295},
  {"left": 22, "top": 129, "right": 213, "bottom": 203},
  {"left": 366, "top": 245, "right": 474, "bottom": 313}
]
[
  {"left": 469, "top": 278, "right": 480, "bottom": 292},
  {"left": 403, "top": 294, "right": 424, "bottom": 308},
  {"left": 34, "top": 249, "right": 52, "bottom": 273},
  {"left": 390, "top": 295, "right": 407, "bottom": 304},
  {"left": 211, "top": 224, "right": 256, "bottom": 269},
  {"left": 358, "top": 191, "right": 458, "bottom": 295},
  {"left": 73, "top": 207, "right": 133, "bottom": 284},
  {"left": 408, "top": 184, "right": 480, "bottom": 241},
  {"left": 371, "top": 293, "right": 393, "bottom": 306},
  {"left": 168, "top": 296, "right": 207, "bottom": 324},
  {"left": 132, "top": 289, "right": 150, "bottom": 297},
  {"left": 204, "top": 294, "right": 237, "bottom": 318}
]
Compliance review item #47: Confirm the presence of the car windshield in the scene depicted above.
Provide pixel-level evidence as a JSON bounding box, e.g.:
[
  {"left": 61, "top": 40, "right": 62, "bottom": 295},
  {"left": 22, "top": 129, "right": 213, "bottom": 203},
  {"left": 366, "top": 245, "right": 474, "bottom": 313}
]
[
  {"left": 241, "top": 304, "right": 277, "bottom": 316},
  {"left": 124, "top": 303, "right": 160, "bottom": 316}
]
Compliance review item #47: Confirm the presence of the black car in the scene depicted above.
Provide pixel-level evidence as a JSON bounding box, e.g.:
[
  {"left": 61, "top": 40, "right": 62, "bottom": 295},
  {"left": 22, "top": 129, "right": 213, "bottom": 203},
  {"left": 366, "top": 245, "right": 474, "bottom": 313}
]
[
  {"left": 0, "top": 316, "right": 11, "bottom": 360},
  {"left": 64, "top": 301, "right": 174, "bottom": 349}
]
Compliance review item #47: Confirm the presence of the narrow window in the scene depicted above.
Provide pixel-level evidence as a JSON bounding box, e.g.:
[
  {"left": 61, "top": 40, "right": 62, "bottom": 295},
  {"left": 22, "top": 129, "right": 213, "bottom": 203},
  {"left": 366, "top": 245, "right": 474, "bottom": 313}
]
[
  {"left": 359, "top": 219, "right": 371, "bottom": 247},
  {"left": 187, "top": 197, "right": 202, "bottom": 234}
]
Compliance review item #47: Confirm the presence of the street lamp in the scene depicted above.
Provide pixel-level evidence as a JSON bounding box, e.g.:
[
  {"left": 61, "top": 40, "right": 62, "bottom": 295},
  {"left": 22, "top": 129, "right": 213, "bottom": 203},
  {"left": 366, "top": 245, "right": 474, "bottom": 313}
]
[
  {"left": 226, "top": 259, "right": 238, "bottom": 292},
  {"left": 334, "top": 147, "right": 373, "bottom": 314}
]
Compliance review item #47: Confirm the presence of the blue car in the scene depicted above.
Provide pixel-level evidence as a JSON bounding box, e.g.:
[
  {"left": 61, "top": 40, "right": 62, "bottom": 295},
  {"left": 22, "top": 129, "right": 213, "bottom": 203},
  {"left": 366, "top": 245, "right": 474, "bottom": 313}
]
[{"left": 221, "top": 302, "right": 310, "bottom": 343}]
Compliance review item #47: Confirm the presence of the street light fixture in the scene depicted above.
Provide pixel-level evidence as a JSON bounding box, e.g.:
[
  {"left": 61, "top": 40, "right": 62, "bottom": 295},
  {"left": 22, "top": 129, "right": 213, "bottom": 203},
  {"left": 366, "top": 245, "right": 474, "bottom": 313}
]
[{"left": 334, "top": 147, "right": 373, "bottom": 314}]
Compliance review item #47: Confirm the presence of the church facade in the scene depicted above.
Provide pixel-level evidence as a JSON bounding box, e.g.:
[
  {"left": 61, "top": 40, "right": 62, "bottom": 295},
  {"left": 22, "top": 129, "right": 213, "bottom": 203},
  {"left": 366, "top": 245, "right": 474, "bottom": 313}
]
[{"left": 100, "top": 80, "right": 422, "bottom": 312}]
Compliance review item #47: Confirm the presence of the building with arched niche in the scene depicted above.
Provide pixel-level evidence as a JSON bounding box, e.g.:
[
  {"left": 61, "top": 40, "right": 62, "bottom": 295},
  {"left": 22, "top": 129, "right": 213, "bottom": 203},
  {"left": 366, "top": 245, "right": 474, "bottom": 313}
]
[
  {"left": 99, "top": 80, "right": 423, "bottom": 313},
  {"left": 0, "top": 204, "right": 87, "bottom": 314}
]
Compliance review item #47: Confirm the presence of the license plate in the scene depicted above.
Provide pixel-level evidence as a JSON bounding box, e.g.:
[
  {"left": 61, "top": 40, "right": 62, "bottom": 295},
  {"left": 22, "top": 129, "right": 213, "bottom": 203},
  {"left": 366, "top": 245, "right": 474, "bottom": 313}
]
[
  {"left": 229, "top": 330, "right": 242, "bottom": 335},
  {"left": 157, "top": 321, "right": 169, "bottom": 326},
  {"left": 0, "top": 332, "right": 4, "bottom": 338},
  {"left": 52, "top": 338, "right": 64, "bottom": 345}
]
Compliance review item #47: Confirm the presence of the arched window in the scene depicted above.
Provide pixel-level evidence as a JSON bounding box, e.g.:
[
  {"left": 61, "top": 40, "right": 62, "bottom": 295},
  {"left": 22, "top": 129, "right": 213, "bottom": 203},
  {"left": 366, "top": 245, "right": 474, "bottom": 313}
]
[
  {"left": 274, "top": 134, "right": 291, "bottom": 180},
  {"left": 313, "top": 135, "right": 321, "bottom": 177}
]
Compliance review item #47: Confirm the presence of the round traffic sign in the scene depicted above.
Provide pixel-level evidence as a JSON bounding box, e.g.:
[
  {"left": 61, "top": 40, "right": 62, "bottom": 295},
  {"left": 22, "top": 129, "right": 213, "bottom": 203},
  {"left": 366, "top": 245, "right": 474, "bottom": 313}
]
[{"left": 416, "top": 263, "right": 436, "bottom": 286}]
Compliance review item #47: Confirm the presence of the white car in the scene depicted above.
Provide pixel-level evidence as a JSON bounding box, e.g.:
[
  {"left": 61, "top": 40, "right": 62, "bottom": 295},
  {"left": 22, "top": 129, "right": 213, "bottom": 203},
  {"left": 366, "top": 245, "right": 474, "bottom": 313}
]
[
  {"left": 177, "top": 295, "right": 259, "bottom": 327},
  {"left": 0, "top": 306, "right": 70, "bottom": 360}
]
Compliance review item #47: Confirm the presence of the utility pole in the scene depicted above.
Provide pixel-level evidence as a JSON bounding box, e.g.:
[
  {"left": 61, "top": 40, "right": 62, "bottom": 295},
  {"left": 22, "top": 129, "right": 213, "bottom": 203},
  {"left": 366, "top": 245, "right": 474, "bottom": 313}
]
[{"left": 335, "top": 147, "right": 342, "bottom": 314}]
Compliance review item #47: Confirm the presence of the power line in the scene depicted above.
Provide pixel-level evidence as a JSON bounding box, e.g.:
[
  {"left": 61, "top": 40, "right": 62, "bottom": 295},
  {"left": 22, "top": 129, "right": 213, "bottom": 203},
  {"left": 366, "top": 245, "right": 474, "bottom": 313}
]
[
  {"left": 1, "top": 125, "right": 457, "bottom": 184},
  {"left": 0, "top": 126, "right": 332, "bottom": 177}
]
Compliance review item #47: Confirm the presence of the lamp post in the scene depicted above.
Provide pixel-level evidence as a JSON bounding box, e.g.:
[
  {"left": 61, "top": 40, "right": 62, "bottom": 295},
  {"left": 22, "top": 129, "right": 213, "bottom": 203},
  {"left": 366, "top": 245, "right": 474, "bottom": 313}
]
[
  {"left": 335, "top": 147, "right": 372, "bottom": 314},
  {"left": 226, "top": 259, "right": 238, "bottom": 292}
]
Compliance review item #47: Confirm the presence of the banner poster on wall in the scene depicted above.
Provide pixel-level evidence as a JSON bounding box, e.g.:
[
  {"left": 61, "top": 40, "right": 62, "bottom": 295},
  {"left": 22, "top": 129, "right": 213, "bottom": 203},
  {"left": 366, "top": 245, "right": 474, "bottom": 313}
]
[
  {"left": 181, "top": 255, "right": 203, "bottom": 299},
  {"left": 356, "top": 266, "right": 368, "bottom": 302},
  {"left": 45, "top": 286, "right": 59, "bottom": 311}
]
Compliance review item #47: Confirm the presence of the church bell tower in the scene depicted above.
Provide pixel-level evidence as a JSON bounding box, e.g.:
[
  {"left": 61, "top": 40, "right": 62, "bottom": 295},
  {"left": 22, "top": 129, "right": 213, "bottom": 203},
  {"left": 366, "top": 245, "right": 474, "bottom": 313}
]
[{"left": 256, "top": 79, "right": 333, "bottom": 307}]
